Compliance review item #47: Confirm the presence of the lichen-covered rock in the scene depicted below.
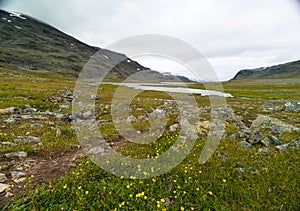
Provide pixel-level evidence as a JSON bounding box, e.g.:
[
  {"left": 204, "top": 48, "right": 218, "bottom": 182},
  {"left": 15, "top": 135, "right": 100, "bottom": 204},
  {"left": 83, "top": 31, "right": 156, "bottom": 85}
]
[
  {"left": 0, "top": 183, "right": 10, "bottom": 193},
  {"left": 14, "top": 136, "right": 43, "bottom": 145},
  {"left": 282, "top": 101, "right": 300, "bottom": 113},
  {"left": 5, "top": 151, "right": 28, "bottom": 158},
  {"left": 237, "top": 141, "right": 253, "bottom": 149}
]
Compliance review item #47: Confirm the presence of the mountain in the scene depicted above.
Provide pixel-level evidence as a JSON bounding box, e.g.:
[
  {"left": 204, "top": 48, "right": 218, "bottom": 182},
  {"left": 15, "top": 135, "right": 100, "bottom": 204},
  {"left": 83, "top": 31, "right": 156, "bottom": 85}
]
[
  {"left": 0, "top": 9, "right": 186, "bottom": 81},
  {"left": 232, "top": 59, "right": 300, "bottom": 80}
]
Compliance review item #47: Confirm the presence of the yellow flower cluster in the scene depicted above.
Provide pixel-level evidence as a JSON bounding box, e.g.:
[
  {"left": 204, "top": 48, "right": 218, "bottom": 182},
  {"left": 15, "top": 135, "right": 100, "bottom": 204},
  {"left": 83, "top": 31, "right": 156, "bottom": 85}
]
[{"left": 135, "top": 191, "right": 145, "bottom": 198}]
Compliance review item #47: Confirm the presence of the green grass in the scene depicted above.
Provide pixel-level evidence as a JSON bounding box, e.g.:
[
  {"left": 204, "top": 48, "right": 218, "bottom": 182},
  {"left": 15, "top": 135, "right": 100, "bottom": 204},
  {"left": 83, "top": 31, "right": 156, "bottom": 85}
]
[
  {"left": 9, "top": 136, "right": 300, "bottom": 210},
  {"left": 1, "top": 69, "right": 299, "bottom": 210}
]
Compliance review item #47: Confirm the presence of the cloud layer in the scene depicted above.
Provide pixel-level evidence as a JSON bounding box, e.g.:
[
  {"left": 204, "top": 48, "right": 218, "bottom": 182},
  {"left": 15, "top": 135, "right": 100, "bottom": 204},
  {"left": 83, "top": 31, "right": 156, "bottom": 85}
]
[{"left": 2, "top": 0, "right": 300, "bottom": 80}]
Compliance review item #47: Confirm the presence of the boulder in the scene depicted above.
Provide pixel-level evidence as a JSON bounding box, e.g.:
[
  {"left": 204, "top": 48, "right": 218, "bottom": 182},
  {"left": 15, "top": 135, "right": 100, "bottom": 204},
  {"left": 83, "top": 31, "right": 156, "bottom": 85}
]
[
  {"left": 5, "top": 151, "right": 27, "bottom": 158},
  {"left": 0, "top": 173, "right": 7, "bottom": 182},
  {"left": 169, "top": 123, "right": 179, "bottom": 132},
  {"left": 10, "top": 171, "right": 26, "bottom": 179},
  {"left": 251, "top": 115, "right": 299, "bottom": 134},
  {"left": 0, "top": 183, "right": 10, "bottom": 193},
  {"left": 237, "top": 141, "right": 253, "bottom": 149},
  {"left": 282, "top": 101, "right": 300, "bottom": 113},
  {"left": 14, "top": 136, "right": 43, "bottom": 145},
  {"left": 0, "top": 107, "right": 21, "bottom": 115}
]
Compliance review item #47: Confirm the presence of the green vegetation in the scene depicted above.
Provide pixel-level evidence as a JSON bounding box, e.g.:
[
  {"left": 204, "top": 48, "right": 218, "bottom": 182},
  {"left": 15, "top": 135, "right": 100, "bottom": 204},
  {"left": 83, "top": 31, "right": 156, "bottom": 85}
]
[{"left": 0, "top": 69, "right": 299, "bottom": 210}]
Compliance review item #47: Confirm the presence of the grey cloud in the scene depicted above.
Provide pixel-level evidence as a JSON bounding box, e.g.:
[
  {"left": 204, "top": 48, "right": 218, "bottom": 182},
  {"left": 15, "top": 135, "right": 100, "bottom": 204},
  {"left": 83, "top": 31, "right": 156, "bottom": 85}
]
[{"left": 2, "top": 0, "right": 300, "bottom": 81}]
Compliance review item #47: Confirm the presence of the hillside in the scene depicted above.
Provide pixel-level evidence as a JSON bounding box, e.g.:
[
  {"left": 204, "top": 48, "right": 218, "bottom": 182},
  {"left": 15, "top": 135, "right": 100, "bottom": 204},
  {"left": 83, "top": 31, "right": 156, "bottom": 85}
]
[
  {"left": 232, "top": 59, "right": 300, "bottom": 80},
  {"left": 0, "top": 9, "right": 184, "bottom": 81}
]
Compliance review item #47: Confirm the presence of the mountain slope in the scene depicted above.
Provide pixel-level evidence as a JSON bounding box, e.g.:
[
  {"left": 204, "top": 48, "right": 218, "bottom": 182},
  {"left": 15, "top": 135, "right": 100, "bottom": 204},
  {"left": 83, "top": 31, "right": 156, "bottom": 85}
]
[
  {"left": 0, "top": 9, "right": 181, "bottom": 81},
  {"left": 232, "top": 59, "right": 300, "bottom": 80}
]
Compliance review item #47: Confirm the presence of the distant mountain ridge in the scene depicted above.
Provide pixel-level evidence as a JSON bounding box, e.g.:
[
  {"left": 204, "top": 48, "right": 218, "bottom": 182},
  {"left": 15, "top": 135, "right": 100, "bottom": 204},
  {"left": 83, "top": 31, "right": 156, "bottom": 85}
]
[
  {"left": 0, "top": 9, "right": 186, "bottom": 81},
  {"left": 232, "top": 59, "right": 300, "bottom": 80}
]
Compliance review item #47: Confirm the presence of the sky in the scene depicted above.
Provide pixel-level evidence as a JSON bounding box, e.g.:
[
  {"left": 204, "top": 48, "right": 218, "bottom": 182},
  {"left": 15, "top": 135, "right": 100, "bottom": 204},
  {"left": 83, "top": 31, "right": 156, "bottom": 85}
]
[{"left": 1, "top": 0, "right": 300, "bottom": 81}]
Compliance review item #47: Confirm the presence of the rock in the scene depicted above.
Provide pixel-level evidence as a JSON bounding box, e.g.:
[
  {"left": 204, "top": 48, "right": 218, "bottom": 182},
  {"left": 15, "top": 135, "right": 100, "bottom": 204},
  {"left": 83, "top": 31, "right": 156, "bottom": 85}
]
[
  {"left": 169, "top": 123, "right": 179, "bottom": 132},
  {"left": 4, "top": 118, "right": 16, "bottom": 124},
  {"left": 56, "top": 113, "right": 68, "bottom": 121},
  {"left": 87, "top": 146, "right": 105, "bottom": 155},
  {"left": 1, "top": 142, "right": 17, "bottom": 146},
  {"left": 23, "top": 107, "right": 38, "bottom": 113},
  {"left": 249, "top": 131, "right": 265, "bottom": 144},
  {"left": 14, "top": 136, "right": 43, "bottom": 145},
  {"left": 5, "top": 151, "right": 27, "bottom": 158},
  {"left": 251, "top": 115, "right": 299, "bottom": 134},
  {"left": 90, "top": 94, "right": 99, "bottom": 100},
  {"left": 270, "top": 125, "right": 285, "bottom": 136},
  {"left": 269, "top": 135, "right": 282, "bottom": 146},
  {"left": 59, "top": 104, "right": 70, "bottom": 109},
  {"left": 276, "top": 144, "right": 290, "bottom": 152},
  {"left": 127, "top": 115, "right": 136, "bottom": 123},
  {"left": 24, "top": 159, "right": 37, "bottom": 164},
  {"left": 56, "top": 128, "right": 62, "bottom": 137},
  {"left": 282, "top": 101, "right": 300, "bottom": 113},
  {"left": 31, "top": 123, "right": 44, "bottom": 128},
  {"left": 19, "top": 115, "right": 47, "bottom": 120},
  {"left": 257, "top": 147, "right": 271, "bottom": 155},
  {"left": 217, "top": 152, "right": 228, "bottom": 158},
  {"left": 289, "top": 139, "right": 300, "bottom": 150},
  {"left": 0, "top": 183, "right": 10, "bottom": 193},
  {"left": 235, "top": 167, "right": 259, "bottom": 175},
  {"left": 237, "top": 141, "right": 253, "bottom": 149},
  {"left": 195, "top": 121, "right": 211, "bottom": 131},
  {"left": 231, "top": 130, "right": 251, "bottom": 141},
  {"left": 0, "top": 173, "right": 7, "bottom": 182},
  {"left": 0, "top": 107, "right": 21, "bottom": 115},
  {"left": 276, "top": 139, "right": 300, "bottom": 152},
  {"left": 82, "top": 111, "right": 93, "bottom": 119},
  {"left": 10, "top": 171, "right": 26, "bottom": 179}
]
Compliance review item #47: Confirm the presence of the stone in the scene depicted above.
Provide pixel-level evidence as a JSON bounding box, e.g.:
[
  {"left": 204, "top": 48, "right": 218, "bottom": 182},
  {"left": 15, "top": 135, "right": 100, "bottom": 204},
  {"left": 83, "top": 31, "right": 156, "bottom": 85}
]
[
  {"left": 0, "top": 107, "right": 21, "bottom": 115},
  {"left": 1, "top": 142, "right": 17, "bottom": 146},
  {"left": 0, "top": 173, "right": 7, "bottom": 182},
  {"left": 249, "top": 131, "right": 265, "bottom": 144},
  {"left": 0, "top": 183, "right": 10, "bottom": 193},
  {"left": 24, "top": 159, "right": 37, "bottom": 164},
  {"left": 82, "top": 111, "right": 93, "bottom": 119},
  {"left": 276, "top": 144, "right": 290, "bottom": 152},
  {"left": 90, "top": 94, "right": 99, "bottom": 100},
  {"left": 282, "top": 101, "right": 300, "bottom": 113},
  {"left": 5, "top": 151, "right": 27, "bottom": 158},
  {"left": 59, "top": 104, "right": 70, "bottom": 109},
  {"left": 31, "top": 123, "right": 44, "bottom": 128},
  {"left": 195, "top": 121, "right": 211, "bottom": 131},
  {"left": 19, "top": 115, "right": 47, "bottom": 120},
  {"left": 276, "top": 139, "right": 300, "bottom": 152},
  {"left": 251, "top": 115, "right": 299, "bottom": 134},
  {"left": 269, "top": 135, "right": 282, "bottom": 146},
  {"left": 14, "top": 136, "right": 43, "bottom": 145},
  {"left": 257, "top": 147, "right": 271, "bottom": 155},
  {"left": 127, "top": 115, "right": 136, "bottom": 123},
  {"left": 270, "top": 125, "right": 285, "bottom": 135},
  {"left": 10, "top": 171, "right": 26, "bottom": 179},
  {"left": 56, "top": 113, "right": 68, "bottom": 121},
  {"left": 4, "top": 118, "right": 16, "bottom": 124},
  {"left": 56, "top": 128, "right": 61, "bottom": 137},
  {"left": 289, "top": 139, "right": 300, "bottom": 150},
  {"left": 23, "top": 107, "right": 38, "bottom": 113},
  {"left": 235, "top": 167, "right": 259, "bottom": 175},
  {"left": 237, "top": 141, "right": 253, "bottom": 149},
  {"left": 87, "top": 146, "right": 105, "bottom": 155},
  {"left": 169, "top": 123, "right": 179, "bottom": 132}
]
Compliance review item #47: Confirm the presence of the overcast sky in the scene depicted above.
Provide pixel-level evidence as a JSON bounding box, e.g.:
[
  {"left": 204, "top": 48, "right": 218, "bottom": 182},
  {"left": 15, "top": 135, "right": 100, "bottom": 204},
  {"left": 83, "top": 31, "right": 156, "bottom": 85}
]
[{"left": 1, "top": 0, "right": 300, "bottom": 81}]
